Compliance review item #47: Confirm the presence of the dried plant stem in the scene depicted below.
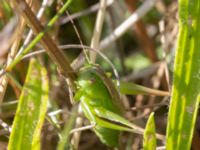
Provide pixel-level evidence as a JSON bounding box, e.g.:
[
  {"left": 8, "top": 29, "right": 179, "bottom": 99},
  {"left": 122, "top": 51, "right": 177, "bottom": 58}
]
[
  {"left": 90, "top": 0, "right": 107, "bottom": 62},
  {"left": 125, "top": 0, "right": 157, "bottom": 62},
  {"left": 100, "top": 0, "right": 156, "bottom": 50},
  {"left": 142, "top": 62, "right": 166, "bottom": 116},
  {"left": 0, "top": 17, "right": 19, "bottom": 58},
  {"left": 0, "top": 17, "right": 26, "bottom": 104},
  {"left": 70, "top": 124, "right": 95, "bottom": 134},
  {"left": 58, "top": 0, "right": 114, "bottom": 25},
  {"left": 9, "top": 0, "right": 76, "bottom": 89},
  {"left": 15, "top": 0, "right": 49, "bottom": 58},
  {"left": 70, "top": 105, "right": 83, "bottom": 149},
  {"left": 71, "top": 0, "right": 156, "bottom": 69},
  {"left": 0, "top": 0, "right": 48, "bottom": 104}
]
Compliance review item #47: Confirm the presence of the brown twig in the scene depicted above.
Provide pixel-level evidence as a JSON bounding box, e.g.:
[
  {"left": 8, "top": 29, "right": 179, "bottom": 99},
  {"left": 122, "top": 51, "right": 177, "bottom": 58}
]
[
  {"left": 9, "top": 0, "right": 76, "bottom": 89},
  {"left": 125, "top": 0, "right": 158, "bottom": 62}
]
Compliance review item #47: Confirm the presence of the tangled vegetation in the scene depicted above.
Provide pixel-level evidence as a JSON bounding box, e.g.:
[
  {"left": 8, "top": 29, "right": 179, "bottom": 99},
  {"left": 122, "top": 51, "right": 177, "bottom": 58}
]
[{"left": 0, "top": 0, "right": 200, "bottom": 150}]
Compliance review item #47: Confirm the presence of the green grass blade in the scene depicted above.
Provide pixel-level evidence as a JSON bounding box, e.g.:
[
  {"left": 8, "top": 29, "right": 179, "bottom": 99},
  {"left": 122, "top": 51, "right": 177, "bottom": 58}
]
[
  {"left": 143, "top": 113, "right": 156, "bottom": 150},
  {"left": 8, "top": 59, "right": 49, "bottom": 150},
  {"left": 166, "top": 0, "right": 200, "bottom": 149},
  {"left": 57, "top": 106, "right": 77, "bottom": 150},
  {"left": 119, "top": 81, "right": 169, "bottom": 96}
]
